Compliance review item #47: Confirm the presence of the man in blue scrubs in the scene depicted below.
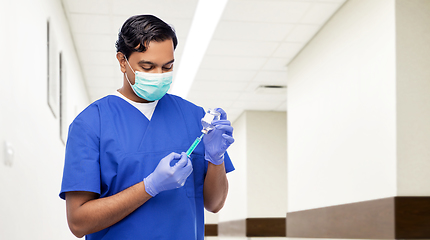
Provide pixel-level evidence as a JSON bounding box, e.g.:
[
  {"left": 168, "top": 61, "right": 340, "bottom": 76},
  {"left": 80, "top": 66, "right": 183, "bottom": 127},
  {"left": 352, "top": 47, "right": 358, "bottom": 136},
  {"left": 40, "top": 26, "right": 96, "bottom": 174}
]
[{"left": 60, "top": 15, "right": 234, "bottom": 239}]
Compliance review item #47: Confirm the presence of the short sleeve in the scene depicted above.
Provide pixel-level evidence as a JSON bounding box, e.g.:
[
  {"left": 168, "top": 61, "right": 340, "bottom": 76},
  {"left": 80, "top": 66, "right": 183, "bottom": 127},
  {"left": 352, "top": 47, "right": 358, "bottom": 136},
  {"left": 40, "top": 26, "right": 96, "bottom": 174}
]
[
  {"left": 59, "top": 117, "right": 101, "bottom": 200},
  {"left": 224, "top": 152, "right": 234, "bottom": 173}
]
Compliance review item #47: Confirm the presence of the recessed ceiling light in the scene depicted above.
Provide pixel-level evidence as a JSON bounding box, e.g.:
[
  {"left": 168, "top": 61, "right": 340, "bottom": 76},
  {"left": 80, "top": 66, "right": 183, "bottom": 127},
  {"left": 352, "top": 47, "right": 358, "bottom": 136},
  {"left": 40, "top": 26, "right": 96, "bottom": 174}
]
[{"left": 255, "top": 85, "right": 287, "bottom": 94}]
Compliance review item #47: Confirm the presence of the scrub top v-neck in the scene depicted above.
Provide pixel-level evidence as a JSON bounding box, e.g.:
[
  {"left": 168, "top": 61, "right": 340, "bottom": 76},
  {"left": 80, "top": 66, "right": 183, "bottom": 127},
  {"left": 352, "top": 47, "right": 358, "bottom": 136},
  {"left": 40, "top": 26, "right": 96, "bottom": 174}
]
[{"left": 60, "top": 93, "right": 234, "bottom": 240}]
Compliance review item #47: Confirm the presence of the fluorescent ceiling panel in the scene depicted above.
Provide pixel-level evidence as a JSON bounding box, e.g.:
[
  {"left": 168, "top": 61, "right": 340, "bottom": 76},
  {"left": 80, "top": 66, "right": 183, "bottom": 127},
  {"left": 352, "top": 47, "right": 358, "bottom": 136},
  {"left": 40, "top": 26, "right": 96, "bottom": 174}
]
[{"left": 171, "top": 0, "right": 228, "bottom": 98}]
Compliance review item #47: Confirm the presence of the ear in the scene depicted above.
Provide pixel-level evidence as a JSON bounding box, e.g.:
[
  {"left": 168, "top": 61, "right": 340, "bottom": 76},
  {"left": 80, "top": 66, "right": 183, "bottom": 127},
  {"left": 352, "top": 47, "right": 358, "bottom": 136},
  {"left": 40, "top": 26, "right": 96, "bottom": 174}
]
[{"left": 116, "top": 52, "right": 126, "bottom": 73}]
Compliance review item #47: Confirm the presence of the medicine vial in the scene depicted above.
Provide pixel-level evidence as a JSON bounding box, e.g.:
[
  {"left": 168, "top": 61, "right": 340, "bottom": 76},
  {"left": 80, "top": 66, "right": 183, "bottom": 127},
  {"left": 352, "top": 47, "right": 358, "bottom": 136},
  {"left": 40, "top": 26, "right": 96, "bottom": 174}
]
[{"left": 201, "top": 109, "right": 221, "bottom": 134}]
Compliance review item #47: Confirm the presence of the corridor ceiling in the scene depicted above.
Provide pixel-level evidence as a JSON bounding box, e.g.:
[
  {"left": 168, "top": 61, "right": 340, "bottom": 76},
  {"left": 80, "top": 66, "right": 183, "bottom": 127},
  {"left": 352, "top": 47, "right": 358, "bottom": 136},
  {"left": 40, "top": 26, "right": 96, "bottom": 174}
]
[{"left": 62, "top": 0, "right": 346, "bottom": 122}]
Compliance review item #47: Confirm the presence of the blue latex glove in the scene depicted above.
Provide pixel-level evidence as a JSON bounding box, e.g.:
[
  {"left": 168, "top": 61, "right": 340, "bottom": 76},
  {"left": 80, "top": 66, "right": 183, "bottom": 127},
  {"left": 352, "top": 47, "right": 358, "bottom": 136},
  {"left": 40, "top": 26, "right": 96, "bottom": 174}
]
[
  {"left": 203, "top": 108, "right": 235, "bottom": 165},
  {"left": 143, "top": 152, "right": 193, "bottom": 197}
]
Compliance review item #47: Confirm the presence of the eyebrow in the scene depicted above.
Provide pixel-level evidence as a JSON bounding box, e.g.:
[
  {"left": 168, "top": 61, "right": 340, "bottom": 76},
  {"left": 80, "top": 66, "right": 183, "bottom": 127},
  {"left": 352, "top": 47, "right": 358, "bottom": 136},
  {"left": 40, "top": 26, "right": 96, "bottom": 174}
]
[{"left": 138, "top": 59, "right": 175, "bottom": 66}]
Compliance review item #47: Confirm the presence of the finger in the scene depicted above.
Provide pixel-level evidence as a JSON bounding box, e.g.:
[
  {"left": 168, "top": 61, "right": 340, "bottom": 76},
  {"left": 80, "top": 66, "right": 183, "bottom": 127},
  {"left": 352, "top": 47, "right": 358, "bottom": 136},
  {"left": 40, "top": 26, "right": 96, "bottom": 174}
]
[
  {"left": 222, "top": 134, "right": 235, "bottom": 144},
  {"left": 163, "top": 152, "right": 181, "bottom": 163},
  {"left": 168, "top": 152, "right": 182, "bottom": 159},
  {"left": 179, "top": 162, "right": 193, "bottom": 187},
  {"left": 215, "top": 124, "right": 234, "bottom": 133},
  {"left": 184, "top": 158, "right": 193, "bottom": 177},
  {"left": 214, "top": 108, "right": 227, "bottom": 120},
  {"left": 212, "top": 120, "right": 231, "bottom": 126},
  {"left": 173, "top": 153, "right": 188, "bottom": 169}
]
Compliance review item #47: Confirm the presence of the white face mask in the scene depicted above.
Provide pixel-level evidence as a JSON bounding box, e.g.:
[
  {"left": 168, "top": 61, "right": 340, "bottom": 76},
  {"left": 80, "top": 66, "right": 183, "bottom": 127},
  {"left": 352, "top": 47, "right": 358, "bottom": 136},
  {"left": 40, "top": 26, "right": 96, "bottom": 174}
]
[{"left": 125, "top": 58, "right": 173, "bottom": 101}]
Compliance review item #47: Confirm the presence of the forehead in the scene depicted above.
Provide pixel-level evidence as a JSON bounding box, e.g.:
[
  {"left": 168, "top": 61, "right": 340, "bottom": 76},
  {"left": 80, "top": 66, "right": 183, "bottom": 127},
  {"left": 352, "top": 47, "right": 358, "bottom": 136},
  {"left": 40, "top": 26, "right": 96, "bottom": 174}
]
[{"left": 129, "top": 39, "right": 174, "bottom": 64}]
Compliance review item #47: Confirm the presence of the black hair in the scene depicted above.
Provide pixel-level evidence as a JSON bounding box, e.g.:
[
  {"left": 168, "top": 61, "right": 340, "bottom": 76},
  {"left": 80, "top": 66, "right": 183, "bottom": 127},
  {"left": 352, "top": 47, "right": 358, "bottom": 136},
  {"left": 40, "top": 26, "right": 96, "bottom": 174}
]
[{"left": 115, "top": 15, "right": 178, "bottom": 59}]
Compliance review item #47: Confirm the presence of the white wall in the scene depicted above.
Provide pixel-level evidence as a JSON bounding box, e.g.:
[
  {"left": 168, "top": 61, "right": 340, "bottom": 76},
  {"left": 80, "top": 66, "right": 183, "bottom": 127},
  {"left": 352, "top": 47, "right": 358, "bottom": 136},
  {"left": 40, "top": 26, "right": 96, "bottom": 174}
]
[
  {"left": 217, "top": 111, "right": 287, "bottom": 239},
  {"left": 219, "top": 111, "right": 287, "bottom": 221},
  {"left": 0, "top": 0, "right": 89, "bottom": 239},
  {"left": 246, "top": 111, "right": 287, "bottom": 218},
  {"left": 396, "top": 0, "right": 430, "bottom": 196},
  {"left": 287, "top": 0, "right": 397, "bottom": 212},
  {"left": 218, "top": 111, "right": 248, "bottom": 223}
]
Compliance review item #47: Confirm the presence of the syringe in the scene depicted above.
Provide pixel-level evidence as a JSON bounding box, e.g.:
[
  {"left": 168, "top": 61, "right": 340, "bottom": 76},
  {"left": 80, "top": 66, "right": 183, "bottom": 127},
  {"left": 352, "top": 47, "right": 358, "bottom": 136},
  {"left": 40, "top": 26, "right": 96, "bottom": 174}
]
[
  {"left": 186, "top": 133, "right": 205, "bottom": 157},
  {"left": 186, "top": 109, "right": 220, "bottom": 158}
]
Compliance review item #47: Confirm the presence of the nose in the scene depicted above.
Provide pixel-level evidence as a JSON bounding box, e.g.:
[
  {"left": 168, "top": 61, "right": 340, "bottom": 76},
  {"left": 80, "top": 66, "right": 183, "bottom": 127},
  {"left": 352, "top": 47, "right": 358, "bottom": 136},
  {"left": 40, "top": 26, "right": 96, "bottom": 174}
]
[{"left": 151, "top": 67, "right": 163, "bottom": 74}]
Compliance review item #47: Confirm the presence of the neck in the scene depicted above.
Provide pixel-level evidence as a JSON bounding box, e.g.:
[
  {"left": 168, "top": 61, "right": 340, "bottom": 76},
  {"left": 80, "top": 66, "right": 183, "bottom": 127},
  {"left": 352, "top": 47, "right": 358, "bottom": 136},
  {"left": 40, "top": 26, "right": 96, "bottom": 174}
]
[{"left": 118, "top": 75, "right": 151, "bottom": 103}]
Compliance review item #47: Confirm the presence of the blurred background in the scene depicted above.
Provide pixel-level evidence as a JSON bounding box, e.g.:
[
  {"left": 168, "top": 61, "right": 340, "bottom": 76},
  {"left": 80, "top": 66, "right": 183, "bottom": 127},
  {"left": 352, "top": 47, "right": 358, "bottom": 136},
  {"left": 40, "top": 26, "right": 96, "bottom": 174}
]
[{"left": 1, "top": 0, "right": 430, "bottom": 239}]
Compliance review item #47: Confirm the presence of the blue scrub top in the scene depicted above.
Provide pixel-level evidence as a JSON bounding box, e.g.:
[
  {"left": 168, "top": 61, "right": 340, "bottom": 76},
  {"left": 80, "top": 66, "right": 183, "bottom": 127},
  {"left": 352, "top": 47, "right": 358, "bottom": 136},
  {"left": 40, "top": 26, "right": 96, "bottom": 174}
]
[{"left": 60, "top": 94, "right": 234, "bottom": 240}]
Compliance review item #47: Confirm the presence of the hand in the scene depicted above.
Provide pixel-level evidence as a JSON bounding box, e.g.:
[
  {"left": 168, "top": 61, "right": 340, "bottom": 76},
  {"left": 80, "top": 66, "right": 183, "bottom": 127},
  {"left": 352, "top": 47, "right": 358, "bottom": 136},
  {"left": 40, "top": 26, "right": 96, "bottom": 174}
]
[
  {"left": 203, "top": 108, "right": 235, "bottom": 165},
  {"left": 143, "top": 152, "right": 193, "bottom": 197}
]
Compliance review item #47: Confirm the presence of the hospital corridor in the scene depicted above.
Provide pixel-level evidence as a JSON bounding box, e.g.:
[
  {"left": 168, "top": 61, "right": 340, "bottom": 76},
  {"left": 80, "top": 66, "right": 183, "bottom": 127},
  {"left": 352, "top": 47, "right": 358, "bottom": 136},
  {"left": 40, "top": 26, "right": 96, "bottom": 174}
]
[{"left": 1, "top": 0, "right": 430, "bottom": 239}]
